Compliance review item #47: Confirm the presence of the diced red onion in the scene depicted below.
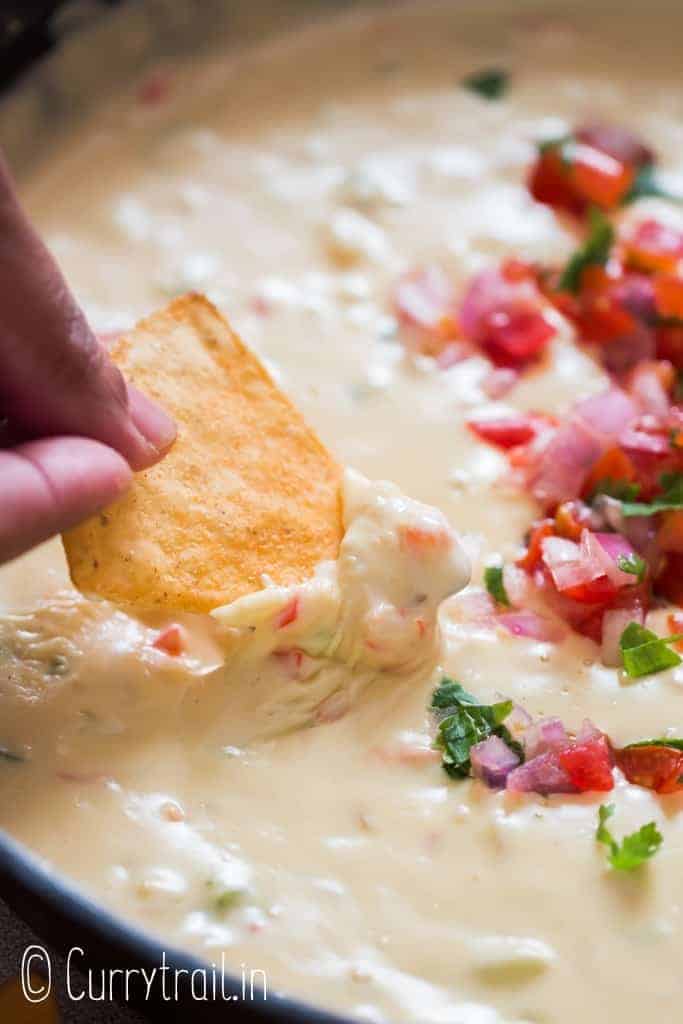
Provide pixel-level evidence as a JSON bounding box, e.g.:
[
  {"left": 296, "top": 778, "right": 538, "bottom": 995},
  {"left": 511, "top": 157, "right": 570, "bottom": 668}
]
[
  {"left": 602, "top": 326, "right": 655, "bottom": 377},
  {"left": 541, "top": 534, "right": 600, "bottom": 591},
  {"left": 529, "top": 419, "right": 602, "bottom": 508},
  {"left": 611, "top": 274, "right": 657, "bottom": 323},
  {"left": 506, "top": 751, "right": 576, "bottom": 795},
  {"left": 619, "top": 426, "right": 671, "bottom": 456},
  {"left": 587, "top": 530, "right": 637, "bottom": 587},
  {"left": 574, "top": 388, "right": 638, "bottom": 443},
  {"left": 471, "top": 735, "right": 520, "bottom": 789},
  {"left": 575, "top": 122, "right": 654, "bottom": 168},
  {"left": 482, "top": 367, "right": 519, "bottom": 399},
  {"left": 394, "top": 266, "right": 457, "bottom": 333},
  {"left": 575, "top": 718, "right": 604, "bottom": 745},
  {"left": 601, "top": 603, "right": 645, "bottom": 667},
  {"left": 503, "top": 703, "right": 533, "bottom": 738},
  {"left": 629, "top": 364, "right": 672, "bottom": 418},
  {"left": 522, "top": 717, "right": 570, "bottom": 759},
  {"left": 460, "top": 268, "right": 552, "bottom": 354}
]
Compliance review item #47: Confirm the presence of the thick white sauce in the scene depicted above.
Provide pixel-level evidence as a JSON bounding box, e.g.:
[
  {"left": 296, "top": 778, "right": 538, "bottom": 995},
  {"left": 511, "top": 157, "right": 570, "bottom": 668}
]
[{"left": 2, "top": 3, "right": 683, "bottom": 1021}]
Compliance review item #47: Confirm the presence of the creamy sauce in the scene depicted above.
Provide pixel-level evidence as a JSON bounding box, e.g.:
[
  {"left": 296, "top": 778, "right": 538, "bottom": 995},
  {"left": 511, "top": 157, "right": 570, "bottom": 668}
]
[{"left": 2, "top": 2, "right": 683, "bottom": 1021}]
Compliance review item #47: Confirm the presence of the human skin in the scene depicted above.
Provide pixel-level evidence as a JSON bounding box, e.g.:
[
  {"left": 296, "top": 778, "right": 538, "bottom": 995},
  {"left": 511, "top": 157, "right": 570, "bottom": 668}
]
[{"left": 0, "top": 153, "right": 176, "bottom": 566}]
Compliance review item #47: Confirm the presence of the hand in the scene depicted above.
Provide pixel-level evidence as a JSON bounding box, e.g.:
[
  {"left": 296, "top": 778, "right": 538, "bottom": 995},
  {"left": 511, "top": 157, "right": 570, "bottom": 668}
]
[{"left": 0, "top": 153, "right": 176, "bottom": 566}]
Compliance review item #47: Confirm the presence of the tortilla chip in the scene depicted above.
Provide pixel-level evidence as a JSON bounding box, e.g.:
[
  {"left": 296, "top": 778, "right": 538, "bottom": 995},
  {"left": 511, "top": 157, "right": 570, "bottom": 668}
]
[{"left": 63, "top": 294, "right": 342, "bottom": 612}]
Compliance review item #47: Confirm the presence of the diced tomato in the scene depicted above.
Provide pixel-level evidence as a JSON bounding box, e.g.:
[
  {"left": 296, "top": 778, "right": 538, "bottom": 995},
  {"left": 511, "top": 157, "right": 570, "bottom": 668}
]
[
  {"left": 575, "top": 288, "right": 638, "bottom": 345},
  {"left": 517, "top": 519, "right": 555, "bottom": 573},
  {"left": 275, "top": 596, "right": 300, "bottom": 629},
  {"left": 616, "top": 744, "right": 683, "bottom": 794},
  {"left": 554, "top": 500, "right": 592, "bottom": 542},
  {"left": 152, "top": 623, "right": 187, "bottom": 657},
  {"left": 582, "top": 447, "right": 637, "bottom": 500},
  {"left": 572, "top": 606, "right": 607, "bottom": 645},
  {"left": 656, "top": 552, "right": 683, "bottom": 606},
  {"left": 467, "top": 414, "right": 540, "bottom": 449},
  {"left": 478, "top": 308, "right": 555, "bottom": 367},
  {"left": 560, "top": 574, "right": 619, "bottom": 605},
  {"left": 528, "top": 147, "right": 584, "bottom": 217},
  {"left": 668, "top": 612, "right": 683, "bottom": 651},
  {"left": 558, "top": 735, "right": 614, "bottom": 792},
  {"left": 624, "top": 219, "right": 683, "bottom": 275},
  {"left": 656, "top": 323, "right": 683, "bottom": 369},
  {"left": 658, "top": 510, "right": 683, "bottom": 553},
  {"left": 655, "top": 274, "right": 683, "bottom": 321},
  {"left": 399, "top": 525, "right": 452, "bottom": 554},
  {"left": 568, "top": 143, "right": 635, "bottom": 210},
  {"left": 500, "top": 258, "right": 537, "bottom": 284}
]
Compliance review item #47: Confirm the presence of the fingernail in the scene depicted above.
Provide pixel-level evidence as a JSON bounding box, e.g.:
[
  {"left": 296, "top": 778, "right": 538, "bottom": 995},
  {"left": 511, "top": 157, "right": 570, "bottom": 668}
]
[{"left": 127, "top": 385, "right": 177, "bottom": 457}]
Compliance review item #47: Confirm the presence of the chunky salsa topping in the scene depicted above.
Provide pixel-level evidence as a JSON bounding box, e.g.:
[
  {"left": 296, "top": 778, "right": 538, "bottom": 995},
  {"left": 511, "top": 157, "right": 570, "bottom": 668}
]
[{"left": 431, "top": 679, "right": 683, "bottom": 804}]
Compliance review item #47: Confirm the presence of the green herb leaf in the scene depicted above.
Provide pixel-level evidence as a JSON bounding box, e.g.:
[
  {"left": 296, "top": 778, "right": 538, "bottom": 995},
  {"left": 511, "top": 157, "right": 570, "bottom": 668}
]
[
  {"left": 624, "top": 163, "right": 683, "bottom": 205},
  {"left": 214, "top": 890, "right": 242, "bottom": 914},
  {"left": 205, "top": 879, "right": 243, "bottom": 915},
  {"left": 596, "top": 803, "right": 662, "bottom": 871},
  {"left": 430, "top": 678, "right": 478, "bottom": 710},
  {"left": 462, "top": 68, "right": 509, "bottom": 100},
  {"left": 624, "top": 737, "right": 683, "bottom": 752},
  {"left": 621, "top": 471, "right": 683, "bottom": 517},
  {"left": 616, "top": 552, "right": 647, "bottom": 582},
  {"left": 537, "top": 135, "right": 571, "bottom": 155},
  {"left": 620, "top": 621, "right": 683, "bottom": 678},
  {"left": 431, "top": 679, "right": 515, "bottom": 778},
  {"left": 589, "top": 477, "right": 641, "bottom": 504},
  {"left": 484, "top": 564, "right": 511, "bottom": 607},
  {"left": 559, "top": 208, "right": 615, "bottom": 294}
]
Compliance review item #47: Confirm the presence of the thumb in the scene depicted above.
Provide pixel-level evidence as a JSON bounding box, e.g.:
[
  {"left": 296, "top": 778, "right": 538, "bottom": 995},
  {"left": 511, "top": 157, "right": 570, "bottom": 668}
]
[{"left": 0, "top": 153, "right": 175, "bottom": 470}]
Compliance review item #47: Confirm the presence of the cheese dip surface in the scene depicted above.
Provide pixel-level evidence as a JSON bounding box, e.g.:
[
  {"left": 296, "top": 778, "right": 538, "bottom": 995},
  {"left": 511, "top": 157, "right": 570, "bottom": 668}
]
[{"left": 2, "top": 1, "right": 683, "bottom": 1021}]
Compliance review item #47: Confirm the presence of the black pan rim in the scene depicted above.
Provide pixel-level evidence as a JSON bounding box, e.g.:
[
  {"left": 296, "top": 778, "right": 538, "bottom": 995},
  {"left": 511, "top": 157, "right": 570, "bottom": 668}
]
[{"left": 0, "top": 827, "right": 355, "bottom": 1022}]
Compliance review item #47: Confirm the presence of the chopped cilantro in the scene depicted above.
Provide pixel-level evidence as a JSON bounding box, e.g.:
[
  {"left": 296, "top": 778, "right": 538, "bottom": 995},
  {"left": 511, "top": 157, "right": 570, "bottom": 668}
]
[
  {"left": 484, "top": 564, "right": 511, "bottom": 607},
  {"left": 624, "top": 737, "right": 683, "bottom": 752},
  {"left": 559, "top": 208, "right": 614, "bottom": 294},
  {"left": 620, "top": 621, "right": 683, "bottom": 678},
  {"left": 431, "top": 678, "right": 519, "bottom": 779},
  {"left": 462, "top": 68, "right": 509, "bottom": 100},
  {"left": 621, "top": 471, "right": 683, "bottom": 517},
  {"left": 430, "top": 678, "right": 478, "bottom": 710},
  {"left": 206, "top": 880, "right": 243, "bottom": 915},
  {"left": 596, "top": 803, "right": 662, "bottom": 871},
  {"left": 589, "top": 477, "right": 641, "bottom": 504},
  {"left": 214, "top": 890, "right": 241, "bottom": 914},
  {"left": 624, "top": 163, "right": 682, "bottom": 205},
  {"left": 616, "top": 552, "right": 647, "bottom": 582},
  {"left": 537, "top": 134, "right": 571, "bottom": 155}
]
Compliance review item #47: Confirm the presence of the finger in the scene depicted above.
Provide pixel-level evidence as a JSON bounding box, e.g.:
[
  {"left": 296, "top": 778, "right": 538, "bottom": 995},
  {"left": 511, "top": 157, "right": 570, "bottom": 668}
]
[
  {"left": 0, "top": 437, "right": 132, "bottom": 566},
  {"left": 0, "top": 154, "right": 176, "bottom": 470}
]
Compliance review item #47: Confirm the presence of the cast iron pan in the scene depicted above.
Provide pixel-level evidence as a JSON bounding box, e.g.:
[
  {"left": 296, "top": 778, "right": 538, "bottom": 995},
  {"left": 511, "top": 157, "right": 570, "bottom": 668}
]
[{"left": 0, "top": 3, "right": 353, "bottom": 1020}]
